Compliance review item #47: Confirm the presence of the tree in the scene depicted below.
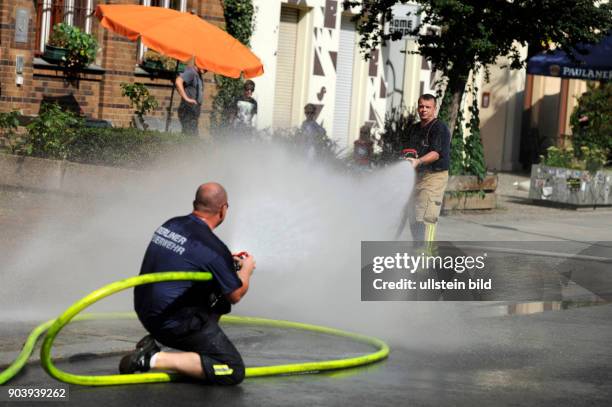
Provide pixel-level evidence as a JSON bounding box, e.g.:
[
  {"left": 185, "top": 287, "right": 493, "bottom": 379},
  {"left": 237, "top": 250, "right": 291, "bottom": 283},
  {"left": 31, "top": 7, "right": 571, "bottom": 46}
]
[
  {"left": 343, "top": 0, "right": 612, "bottom": 137},
  {"left": 570, "top": 82, "right": 612, "bottom": 160}
]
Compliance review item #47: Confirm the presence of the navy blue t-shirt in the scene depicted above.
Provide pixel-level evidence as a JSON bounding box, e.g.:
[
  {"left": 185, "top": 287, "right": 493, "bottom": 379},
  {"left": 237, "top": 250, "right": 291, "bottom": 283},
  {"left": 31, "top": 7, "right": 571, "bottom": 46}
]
[
  {"left": 134, "top": 214, "right": 242, "bottom": 332},
  {"left": 405, "top": 119, "right": 451, "bottom": 172}
]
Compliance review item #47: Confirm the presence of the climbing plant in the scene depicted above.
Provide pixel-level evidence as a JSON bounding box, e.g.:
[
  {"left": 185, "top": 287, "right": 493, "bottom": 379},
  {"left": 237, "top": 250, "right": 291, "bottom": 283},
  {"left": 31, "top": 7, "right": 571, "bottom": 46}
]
[
  {"left": 449, "top": 106, "right": 466, "bottom": 176},
  {"left": 463, "top": 79, "right": 487, "bottom": 181},
  {"left": 211, "top": 0, "right": 255, "bottom": 131}
]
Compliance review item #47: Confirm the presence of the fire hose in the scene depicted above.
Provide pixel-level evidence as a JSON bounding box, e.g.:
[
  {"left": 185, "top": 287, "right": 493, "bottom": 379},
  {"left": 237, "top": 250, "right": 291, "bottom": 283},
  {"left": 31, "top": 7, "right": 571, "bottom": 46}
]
[{"left": 0, "top": 272, "right": 389, "bottom": 386}]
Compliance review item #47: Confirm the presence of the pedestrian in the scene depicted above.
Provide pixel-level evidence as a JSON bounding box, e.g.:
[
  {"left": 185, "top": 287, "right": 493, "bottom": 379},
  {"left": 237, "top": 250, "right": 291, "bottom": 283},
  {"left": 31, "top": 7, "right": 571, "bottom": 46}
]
[
  {"left": 176, "top": 63, "right": 205, "bottom": 136},
  {"left": 233, "top": 80, "right": 257, "bottom": 132},
  {"left": 119, "top": 182, "right": 256, "bottom": 385},
  {"left": 300, "top": 103, "right": 327, "bottom": 159},
  {"left": 353, "top": 123, "right": 374, "bottom": 166},
  {"left": 401, "top": 94, "right": 451, "bottom": 243}
]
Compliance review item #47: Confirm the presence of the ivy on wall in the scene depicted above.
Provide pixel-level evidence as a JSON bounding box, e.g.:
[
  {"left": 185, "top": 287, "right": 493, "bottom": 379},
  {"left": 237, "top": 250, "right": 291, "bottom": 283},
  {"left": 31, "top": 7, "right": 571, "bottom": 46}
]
[
  {"left": 449, "top": 106, "right": 466, "bottom": 176},
  {"left": 464, "top": 81, "right": 486, "bottom": 181},
  {"left": 223, "top": 0, "right": 255, "bottom": 47},
  {"left": 446, "top": 71, "right": 487, "bottom": 180},
  {"left": 211, "top": 0, "right": 255, "bottom": 131}
]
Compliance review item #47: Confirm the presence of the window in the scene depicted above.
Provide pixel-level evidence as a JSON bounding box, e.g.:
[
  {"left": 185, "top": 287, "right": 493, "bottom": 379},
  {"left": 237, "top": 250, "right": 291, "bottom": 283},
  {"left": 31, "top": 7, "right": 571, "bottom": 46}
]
[
  {"left": 36, "top": 0, "right": 94, "bottom": 52},
  {"left": 138, "top": 0, "right": 187, "bottom": 61},
  {"left": 148, "top": 0, "right": 184, "bottom": 8}
]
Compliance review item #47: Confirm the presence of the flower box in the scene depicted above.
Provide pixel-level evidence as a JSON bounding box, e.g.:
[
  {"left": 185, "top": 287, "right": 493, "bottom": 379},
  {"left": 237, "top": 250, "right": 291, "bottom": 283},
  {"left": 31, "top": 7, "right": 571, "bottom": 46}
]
[
  {"left": 443, "top": 174, "right": 498, "bottom": 211},
  {"left": 42, "top": 45, "right": 68, "bottom": 64},
  {"left": 529, "top": 164, "right": 612, "bottom": 206},
  {"left": 140, "top": 59, "right": 186, "bottom": 74}
]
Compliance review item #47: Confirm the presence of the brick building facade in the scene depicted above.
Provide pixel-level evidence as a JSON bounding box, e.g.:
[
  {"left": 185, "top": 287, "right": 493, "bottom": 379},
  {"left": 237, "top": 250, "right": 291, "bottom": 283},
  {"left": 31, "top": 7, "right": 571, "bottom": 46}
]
[{"left": 0, "top": 0, "right": 225, "bottom": 131}]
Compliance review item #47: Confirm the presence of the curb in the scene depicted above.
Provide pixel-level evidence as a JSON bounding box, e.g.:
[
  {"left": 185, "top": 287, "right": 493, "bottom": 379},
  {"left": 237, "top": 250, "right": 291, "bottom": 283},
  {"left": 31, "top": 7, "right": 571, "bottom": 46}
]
[{"left": 0, "top": 153, "right": 144, "bottom": 196}]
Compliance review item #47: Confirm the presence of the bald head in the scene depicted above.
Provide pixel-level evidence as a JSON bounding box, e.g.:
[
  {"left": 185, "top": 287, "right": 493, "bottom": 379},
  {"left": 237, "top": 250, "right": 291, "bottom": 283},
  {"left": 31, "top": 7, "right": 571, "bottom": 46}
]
[{"left": 193, "top": 182, "right": 228, "bottom": 214}]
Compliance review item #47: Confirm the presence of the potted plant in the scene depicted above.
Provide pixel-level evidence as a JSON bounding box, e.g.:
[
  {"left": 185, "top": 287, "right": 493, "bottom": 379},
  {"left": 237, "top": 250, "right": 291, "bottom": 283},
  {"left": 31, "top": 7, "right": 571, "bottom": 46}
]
[
  {"left": 530, "top": 83, "right": 612, "bottom": 207},
  {"left": 443, "top": 87, "right": 498, "bottom": 211},
  {"left": 43, "top": 24, "right": 70, "bottom": 63},
  {"left": 141, "top": 50, "right": 186, "bottom": 73},
  {"left": 529, "top": 146, "right": 611, "bottom": 206},
  {"left": 43, "top": 23, "right": 97, "bottom": 71}
]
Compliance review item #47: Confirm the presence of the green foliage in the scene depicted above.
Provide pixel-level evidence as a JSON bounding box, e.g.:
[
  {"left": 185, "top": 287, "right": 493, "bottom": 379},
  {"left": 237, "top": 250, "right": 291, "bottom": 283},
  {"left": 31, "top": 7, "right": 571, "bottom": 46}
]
[
  {"left": 540, "top": 145, "right": 607, "bottom": 173},
  {"left": 0, "top": 110, "right": 20, "bottom": 139},
  {"left": 374, "top": 106, "right": 417, "bottom": 164},
  {"left": 344, "top": 0, "right": 612, "bottom": 136},
  {"left": 48, "top": 23, "right": 98, "bottom": 70},
  {"left": 581, "top": 146, "right": 607, "bottom": 173},
  {"left": 541, "top": 146, "right": 575, "bottom": 168},
  {"left": 66, "top": 127, "right": 192, "bottom": 168},
  {"left": 120, "top": 83, "right": 159, "bottom": 128},
  {"left": 23, "top": 104, "right": 84, "bottom": 159},
  {"left": 269, "top": 127, "right": 346, "bottom": 168},
  {"left": 436, "top": 87, "right": 452, "bottom": 126},
  {"left": 48, "top": 25, "right": 70, "bottom": 48},
  {"left": 211, "top": 77, "right": 244, "bottom": 131},
  {"left": 0, "top": 110, "right": 22, "bottom": 153},
  {"left": 463, "top": 85, "right": 486, "bottom": 180},
  {"left": 211, "top": 0, "right": 255, "bottom": 131},
  {"left": 13, "top": 105, "right": 191, "bottom": 167},
  {"left": 345, "top": 0, "right": 612, "bottom": 67},
  {"left": 223, "top": 0, "right": 255, "bottom": 46},
  {"left": 298, "top": 123, "right": 338, "bottom": 159},
  {"left": 449, "top": 107, "right": 466, "bottom": 176},
  {"left": 570, "top": 82, "right": 612, "bottom": 160},
  {"left": 142, "top": 50, "right": 185, "bottom": 72}
]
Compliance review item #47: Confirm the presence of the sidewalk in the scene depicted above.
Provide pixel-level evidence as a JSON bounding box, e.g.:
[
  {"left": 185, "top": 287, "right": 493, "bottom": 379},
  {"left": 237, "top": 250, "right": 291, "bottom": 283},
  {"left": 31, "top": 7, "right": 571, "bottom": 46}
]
[{"left": 439, "top": 172, "right": 612, "bottom": 242}]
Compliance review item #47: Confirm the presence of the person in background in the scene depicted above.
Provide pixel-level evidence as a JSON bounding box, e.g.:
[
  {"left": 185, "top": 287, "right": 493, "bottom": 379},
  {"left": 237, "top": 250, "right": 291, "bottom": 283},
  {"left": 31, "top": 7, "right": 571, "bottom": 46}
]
[
  {"left": 176, "top": 63, "right": 205, "bottom": 136},
  {"left": 353, "top": 123, "right": 374, "bottom": 166},
  {"left": 233, "top": 80, "right": 258, "bottom": 132},
  {"left": 300, "top": 103, "right": 328, "bottom": 160}
]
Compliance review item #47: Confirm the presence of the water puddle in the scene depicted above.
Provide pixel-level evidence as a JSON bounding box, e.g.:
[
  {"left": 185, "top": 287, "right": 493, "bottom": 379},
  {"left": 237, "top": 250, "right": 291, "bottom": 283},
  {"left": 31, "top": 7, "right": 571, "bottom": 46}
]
[{"left": 505, "top": 298, "right": 608, "bottom": 315}]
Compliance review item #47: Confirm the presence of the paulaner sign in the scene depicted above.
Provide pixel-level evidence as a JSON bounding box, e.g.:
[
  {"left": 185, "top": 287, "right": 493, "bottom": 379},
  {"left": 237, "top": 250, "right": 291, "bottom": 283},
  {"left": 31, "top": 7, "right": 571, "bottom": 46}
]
[
  {"left": 557, "top": 66, "right": 612, "bottom": 80},
  {"left": 527, "top": 34, "right": 612, "bottom": 81}
]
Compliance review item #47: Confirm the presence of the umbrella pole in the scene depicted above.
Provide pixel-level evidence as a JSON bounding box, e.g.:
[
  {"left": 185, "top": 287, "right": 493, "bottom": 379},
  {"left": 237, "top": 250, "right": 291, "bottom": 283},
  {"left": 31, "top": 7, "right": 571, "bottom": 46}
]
[{"left": 165, "top": 60, "right": 180, "bottom": 132}]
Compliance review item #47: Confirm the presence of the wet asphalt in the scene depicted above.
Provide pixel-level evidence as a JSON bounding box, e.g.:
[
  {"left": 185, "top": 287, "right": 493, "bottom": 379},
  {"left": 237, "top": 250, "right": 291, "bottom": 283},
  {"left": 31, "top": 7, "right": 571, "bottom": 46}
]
[
  {"left": 2, "top": 183, "right": 612, "bottom": 406},
  {"left": 3, "top": 300, "right": 612, "bottom": 407}
]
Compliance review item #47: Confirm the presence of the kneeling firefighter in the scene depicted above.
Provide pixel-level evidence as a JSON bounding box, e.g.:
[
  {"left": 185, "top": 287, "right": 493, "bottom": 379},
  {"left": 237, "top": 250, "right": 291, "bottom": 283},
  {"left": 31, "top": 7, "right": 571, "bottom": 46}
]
[{"left": 119, "top": 182, "right": 256, "bottom": 385}]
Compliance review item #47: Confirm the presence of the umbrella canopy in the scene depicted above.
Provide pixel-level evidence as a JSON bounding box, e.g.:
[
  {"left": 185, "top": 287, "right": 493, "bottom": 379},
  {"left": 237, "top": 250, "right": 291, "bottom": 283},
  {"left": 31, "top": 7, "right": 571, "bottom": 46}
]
[
  {"left": 94, "top": 4, "right": 264, "bottom": 79},
  {"left": 527, "top": 34, "right": 612, "bottom": 81}
]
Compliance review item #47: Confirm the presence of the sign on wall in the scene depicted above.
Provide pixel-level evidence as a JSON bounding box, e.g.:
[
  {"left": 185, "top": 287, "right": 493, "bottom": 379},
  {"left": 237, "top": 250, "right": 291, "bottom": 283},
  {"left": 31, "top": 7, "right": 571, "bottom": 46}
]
[
  {"left": 15, "top": 9, "right": 30, "bottom": 44},
  {"left": 389, "top": 4, "right": 420, "bottom": 39}
]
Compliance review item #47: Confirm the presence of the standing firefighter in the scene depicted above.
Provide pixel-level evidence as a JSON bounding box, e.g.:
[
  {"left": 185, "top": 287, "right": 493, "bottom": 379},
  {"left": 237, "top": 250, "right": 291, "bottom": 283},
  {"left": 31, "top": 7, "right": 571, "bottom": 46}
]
[{"left": 403, "top": 94, "right": 451, "bottom": 243}]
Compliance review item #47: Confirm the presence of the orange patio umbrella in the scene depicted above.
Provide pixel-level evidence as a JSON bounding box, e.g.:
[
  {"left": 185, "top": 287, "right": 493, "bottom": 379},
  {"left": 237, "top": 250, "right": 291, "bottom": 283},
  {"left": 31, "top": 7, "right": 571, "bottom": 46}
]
[{"left": 94, "top": 4, "right": 264, "bottom": 79}]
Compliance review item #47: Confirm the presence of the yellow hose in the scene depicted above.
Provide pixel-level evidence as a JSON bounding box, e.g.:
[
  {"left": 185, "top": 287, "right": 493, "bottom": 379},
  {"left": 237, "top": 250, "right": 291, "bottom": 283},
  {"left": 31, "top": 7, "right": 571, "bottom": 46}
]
[{"left": 1, "top": 272, "right": 389, "bottom": 386}]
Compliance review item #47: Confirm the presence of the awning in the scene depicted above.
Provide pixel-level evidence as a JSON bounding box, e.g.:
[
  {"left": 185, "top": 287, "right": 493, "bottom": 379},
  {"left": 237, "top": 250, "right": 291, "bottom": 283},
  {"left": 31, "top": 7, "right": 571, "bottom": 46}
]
[{"left": 527, "top": 34, "right": 612, "bottom": 81}]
